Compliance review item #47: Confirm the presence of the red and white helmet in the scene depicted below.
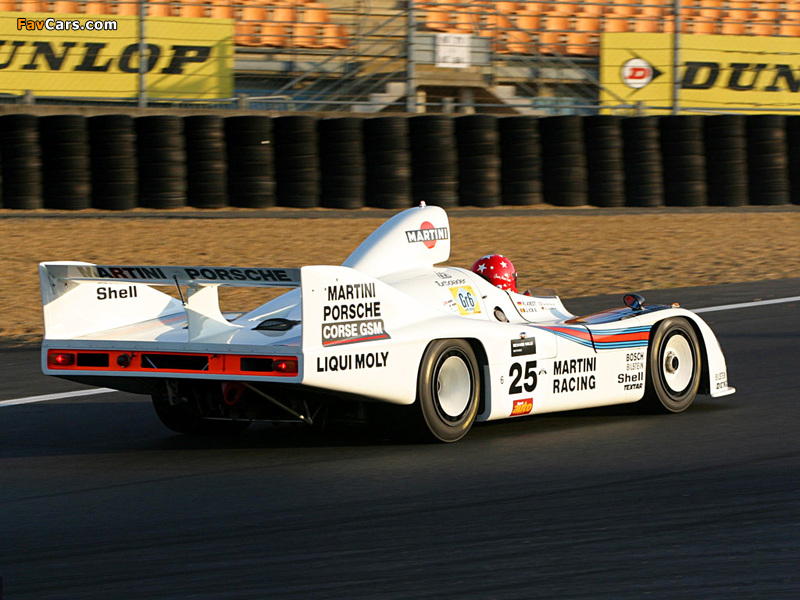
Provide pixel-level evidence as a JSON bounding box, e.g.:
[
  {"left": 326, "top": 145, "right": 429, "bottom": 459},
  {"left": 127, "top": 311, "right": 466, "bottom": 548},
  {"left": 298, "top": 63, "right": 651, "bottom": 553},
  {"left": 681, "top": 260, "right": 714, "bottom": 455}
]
[{"left": 470, "top": 254, "right": 518, "bottom": 293}]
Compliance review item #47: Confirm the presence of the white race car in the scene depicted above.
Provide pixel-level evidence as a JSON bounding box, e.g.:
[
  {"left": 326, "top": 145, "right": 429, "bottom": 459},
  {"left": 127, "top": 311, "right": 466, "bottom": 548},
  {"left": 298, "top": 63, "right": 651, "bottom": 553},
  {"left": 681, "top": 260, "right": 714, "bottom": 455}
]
[{"left": 40, "top": 204, "right": 735, "bottom": 442}]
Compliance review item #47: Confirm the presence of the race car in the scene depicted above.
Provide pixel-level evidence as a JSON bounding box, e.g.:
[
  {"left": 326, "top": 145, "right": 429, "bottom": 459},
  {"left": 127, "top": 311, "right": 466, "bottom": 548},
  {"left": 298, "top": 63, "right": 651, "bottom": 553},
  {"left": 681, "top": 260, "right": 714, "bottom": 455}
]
[{"left": 39, "top": 203, "right": 735, "bottom": 442}]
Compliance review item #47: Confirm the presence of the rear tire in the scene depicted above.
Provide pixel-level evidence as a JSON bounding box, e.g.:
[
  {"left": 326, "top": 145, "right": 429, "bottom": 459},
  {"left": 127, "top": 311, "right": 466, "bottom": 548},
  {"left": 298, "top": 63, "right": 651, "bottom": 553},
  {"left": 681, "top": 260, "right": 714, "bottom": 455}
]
[
  {"left": 644, "top": 318, "right": 702, "bottom": 413},
  {"left": 151, "top": 386, "right": 251, "bottom": 436},
  {"left": 414, "top": 339, "right": 480, "bottom": 442},
  {"left": 152, "top": 391, "right": 204, "bottom": 434}
]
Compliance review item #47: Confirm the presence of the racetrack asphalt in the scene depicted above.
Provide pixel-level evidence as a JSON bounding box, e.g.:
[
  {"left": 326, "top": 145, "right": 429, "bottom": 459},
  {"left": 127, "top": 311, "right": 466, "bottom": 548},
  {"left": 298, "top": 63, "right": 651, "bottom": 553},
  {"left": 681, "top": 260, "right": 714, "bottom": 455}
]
[{"left": 0, "top": 279, "right": 798, "bottom": 599}]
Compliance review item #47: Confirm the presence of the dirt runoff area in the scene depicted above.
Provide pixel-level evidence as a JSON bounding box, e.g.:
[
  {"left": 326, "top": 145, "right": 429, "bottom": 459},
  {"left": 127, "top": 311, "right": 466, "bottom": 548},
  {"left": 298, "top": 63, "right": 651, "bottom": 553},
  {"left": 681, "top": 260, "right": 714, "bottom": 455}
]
[{"left": 2, "top": 206, "right": 799, "bottom": 346}]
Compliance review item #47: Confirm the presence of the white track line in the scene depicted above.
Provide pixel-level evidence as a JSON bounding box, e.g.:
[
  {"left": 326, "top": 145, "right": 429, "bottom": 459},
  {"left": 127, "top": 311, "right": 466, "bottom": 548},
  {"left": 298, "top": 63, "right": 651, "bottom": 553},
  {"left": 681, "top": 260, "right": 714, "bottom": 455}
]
[
  {"left": 2, "top": 295, "right": 798, "bottom": 407},
  {"left": 693, "top": 295, "right": 800, "bottom": 314},
  {"left": 0, "top": 387, "right": 116, "bottom": 407}
]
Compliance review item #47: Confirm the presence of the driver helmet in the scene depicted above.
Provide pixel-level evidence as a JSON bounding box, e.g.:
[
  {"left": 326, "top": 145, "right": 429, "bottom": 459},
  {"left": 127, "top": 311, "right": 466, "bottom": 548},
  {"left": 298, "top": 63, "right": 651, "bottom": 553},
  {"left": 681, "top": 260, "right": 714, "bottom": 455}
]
[{"left": 470, "top": 254, "right": 518, "bottom": 293}]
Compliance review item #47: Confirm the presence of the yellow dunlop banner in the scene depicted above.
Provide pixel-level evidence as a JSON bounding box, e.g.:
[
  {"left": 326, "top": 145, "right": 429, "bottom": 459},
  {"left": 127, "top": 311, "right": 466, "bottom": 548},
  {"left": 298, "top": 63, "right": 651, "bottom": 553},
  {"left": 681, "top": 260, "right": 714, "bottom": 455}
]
[
  {"left": 601, "top": 32, "right": 800, "bottom": 114},
  {"left": 0, "top": 12, "right": 233, "bottom": 99}
]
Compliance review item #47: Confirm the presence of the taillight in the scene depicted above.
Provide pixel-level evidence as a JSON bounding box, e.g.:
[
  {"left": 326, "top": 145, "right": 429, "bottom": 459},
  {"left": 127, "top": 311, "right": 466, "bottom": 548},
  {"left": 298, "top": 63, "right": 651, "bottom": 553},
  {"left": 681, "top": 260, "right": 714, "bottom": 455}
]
[
  {"left": 45, "top": 350, "right": 298, "bottom": 376},
  {"left": 48, "top": 351, "right": 75, "bottom": 367},
  {"left": 273, "top": 358, "right": 298, "bottom": 375}
]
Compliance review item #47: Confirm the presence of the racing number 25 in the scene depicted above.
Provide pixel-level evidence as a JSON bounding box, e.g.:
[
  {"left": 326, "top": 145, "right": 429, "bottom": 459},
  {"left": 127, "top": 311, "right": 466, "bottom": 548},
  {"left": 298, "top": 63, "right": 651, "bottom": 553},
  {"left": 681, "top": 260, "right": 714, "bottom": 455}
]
[{"left": 509, "top": 361, "right": 537, "bottom": 394}]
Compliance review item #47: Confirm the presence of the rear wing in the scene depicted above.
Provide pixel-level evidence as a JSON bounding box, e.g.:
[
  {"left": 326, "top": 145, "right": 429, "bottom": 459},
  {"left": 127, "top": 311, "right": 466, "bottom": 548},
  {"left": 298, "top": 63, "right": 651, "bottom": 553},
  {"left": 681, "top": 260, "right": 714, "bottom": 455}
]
[
  {"left": 42, "top": 263, "right": 300, "bottom": 287},
  {"left": 39, "top": 262, "right": 301, "bottom": 342}
]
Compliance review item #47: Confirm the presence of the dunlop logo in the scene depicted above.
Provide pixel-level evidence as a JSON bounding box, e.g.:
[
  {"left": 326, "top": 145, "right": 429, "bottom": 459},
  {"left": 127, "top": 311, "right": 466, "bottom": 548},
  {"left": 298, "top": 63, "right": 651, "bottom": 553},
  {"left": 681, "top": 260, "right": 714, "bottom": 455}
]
[
  {"left": 0, "top": 41, "right": 212, "bottom": 74},
  {"left": 681, "top": 61, "right": 800, "bottom": 93}
]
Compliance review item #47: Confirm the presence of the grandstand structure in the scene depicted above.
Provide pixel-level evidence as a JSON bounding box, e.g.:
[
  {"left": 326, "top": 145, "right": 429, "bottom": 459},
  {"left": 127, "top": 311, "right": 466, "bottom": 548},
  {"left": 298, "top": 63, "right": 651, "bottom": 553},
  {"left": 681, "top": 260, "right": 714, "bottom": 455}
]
[{"left": 2, "top": 1, "right": 800, "bottom": 113}]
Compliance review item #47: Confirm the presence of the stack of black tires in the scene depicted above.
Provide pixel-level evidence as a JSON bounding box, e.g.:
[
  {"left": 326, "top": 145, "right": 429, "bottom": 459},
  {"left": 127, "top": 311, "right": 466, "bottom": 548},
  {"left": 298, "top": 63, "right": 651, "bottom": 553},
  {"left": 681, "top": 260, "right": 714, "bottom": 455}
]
[
  {"left": 622, "top": 116, "right": 663, "bottom": 207},
  {"left": 704, "top": 115, "right": 748, "bottom": 207},
  {"left": 456, "top": 115, "right": 501, "bottom": 207},
  {"left": 39, "top": 115, "right": 91, "bottom": 210},
  {"left": 224, "top": 116, "right": 275, "bottom": 208},
  {"left": 583, "top": 115, "right": 626, "bottom": 207},
  {"left": 274, "top": 116, "right": 320, "bottom": 208},
  {"left": 540, "top": 116, "right": 588, "bottom": 206},
  {"left": 7, "top": 112, "right": 800, "bottom": 212},
  {"left": 136, "top": 116, "right": 187, "bottom": 209},
  {"left": 363, "top": 117, "right": 411, "bottom": 209},
  {"left": 89, "top": 115, "right": 138, "bottom": 210},
  {"left": 785, "top": 116, "right": 800, "bottom": 205},
  {"left": 0, "top": 114, "right": 42, "bottom": 209},
  {"left": 746, "top": 115, "right": 789, "bottom": 206},
  {"left": 498, "top": 116, "right": 542, "bottom": 205},
  {"left": 184, "top": 116, "right": 227, "bottom": 209},
  {"left": 318, "top": 118, "right": 365, "bottom": 209},
  {"left": 660, "top": 115, "right": 707, "bottom": 206},
  {"left": 409, "top": 115, "right": 458, "bottom": 207}
]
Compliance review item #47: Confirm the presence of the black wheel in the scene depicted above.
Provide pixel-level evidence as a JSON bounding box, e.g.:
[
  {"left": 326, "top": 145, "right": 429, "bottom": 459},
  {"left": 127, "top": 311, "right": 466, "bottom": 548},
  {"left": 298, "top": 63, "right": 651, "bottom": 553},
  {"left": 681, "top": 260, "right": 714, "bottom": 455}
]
[
  {"left": 415, "top": 339, "right": 480, "bottom": 442},
  {"left": 152, "top": 390, "right": 204, "bottom": 434},
  {"left": 151, "top": 387, "right": 251, "bottom": 435},
  {"left": 644, "top": 318, "right": 702, "bottom": 413}
]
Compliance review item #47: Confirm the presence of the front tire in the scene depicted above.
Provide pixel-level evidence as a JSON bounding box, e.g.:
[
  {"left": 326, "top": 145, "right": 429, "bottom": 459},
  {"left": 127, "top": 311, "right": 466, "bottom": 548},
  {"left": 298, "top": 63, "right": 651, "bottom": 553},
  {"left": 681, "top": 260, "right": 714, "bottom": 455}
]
[
  {"left": 644, "top": 318, "right": 702, "bottom": 413},
  {"left": 414, "top": 339, "right": 481, "bottom": 442}
]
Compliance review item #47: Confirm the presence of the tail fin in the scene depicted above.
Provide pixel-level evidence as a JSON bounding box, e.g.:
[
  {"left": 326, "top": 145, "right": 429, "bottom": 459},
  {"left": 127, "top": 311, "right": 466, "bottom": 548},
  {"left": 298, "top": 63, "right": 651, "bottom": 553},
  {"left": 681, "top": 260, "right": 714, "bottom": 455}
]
[{"left": 343, "top": 204, "right": 450, "bottom": 278}]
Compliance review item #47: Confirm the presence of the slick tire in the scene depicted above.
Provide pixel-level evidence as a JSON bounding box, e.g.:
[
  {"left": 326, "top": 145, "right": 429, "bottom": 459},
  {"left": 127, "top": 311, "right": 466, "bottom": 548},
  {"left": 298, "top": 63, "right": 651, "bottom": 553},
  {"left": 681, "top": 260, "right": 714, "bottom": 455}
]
[
  {"left": 152, "top": 391, "right": 204, "bottom": 434},
  {"left": 643, "top": 318, "right": 702, "bottom": 413},
  {"left": 413, "top": 339, "right": 481, "bottom": 442},
  {"left": 152, "top": 390, "right": 251, "bottom": 435}
]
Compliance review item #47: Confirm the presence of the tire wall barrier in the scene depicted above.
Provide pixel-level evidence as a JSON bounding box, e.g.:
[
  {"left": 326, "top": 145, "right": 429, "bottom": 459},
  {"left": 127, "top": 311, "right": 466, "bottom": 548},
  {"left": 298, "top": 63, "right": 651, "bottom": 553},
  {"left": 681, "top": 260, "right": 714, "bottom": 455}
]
[
  {"left": 747, "top": 115, "right": 790, "bottom": 206},
  {"left": 364, "top": 116, "right": 412, "bottom": 209},
  {"left": 705, "top": 115, "right": 748, "bottom": 207},
  {"left": 1, "top": 114, "right": 42, "bottom": 209},
  {"left": 584, "top": 115, "right": 625, "bottom": 208},
  {"left": 660, "top": 115, "right": 707, "bottom": 207},
  {"left": 2, "top": 114, "right": 800, "bottom": 210},
  {"left": 409, "top": 115, "right": 459, "bottom": 208},
  {"left": 499, "top": 116, "right": 542, "bottom": 206},
  {"left": 274, "top": 115, "right": 320, "bottom": 208},
  {"left": 622, "top": 116, "right": 663, "bottom": 208},
  {"left": 225, "top": 115, "right": 275, "bottom": 208},
  {"left": 540, "top": 115, "right": 588, "bottom": 207},
  {"left": 40, "top": 115, "right": 91, "bottom": 210},
  {"left": 185, "top": 115, "right": 227, "bottom": 210},
  {"left": 89, "top": 115, "right": 138, "bottom": 211},
  {"left": 456, "top": 115, "right": 501, "bottom": 208},
  {"left": 136, "top": 116, "right": 187, "bottom": 209},
  {"left": 319, "top": 117, "right": 365, "bottom": 209}
]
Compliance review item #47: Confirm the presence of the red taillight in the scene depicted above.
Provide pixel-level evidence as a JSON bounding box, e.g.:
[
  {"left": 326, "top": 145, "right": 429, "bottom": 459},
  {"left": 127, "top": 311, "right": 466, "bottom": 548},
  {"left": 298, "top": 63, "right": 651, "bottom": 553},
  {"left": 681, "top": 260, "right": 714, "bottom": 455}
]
[
  {"left": 273, "top": 358, "right": 298, "bottom": 375},
  {"left": 48, "top": 351, "right": 75, "bottom": 367},
  {"left": 45, "top": 350, "right": 298, "bottom": 376}
]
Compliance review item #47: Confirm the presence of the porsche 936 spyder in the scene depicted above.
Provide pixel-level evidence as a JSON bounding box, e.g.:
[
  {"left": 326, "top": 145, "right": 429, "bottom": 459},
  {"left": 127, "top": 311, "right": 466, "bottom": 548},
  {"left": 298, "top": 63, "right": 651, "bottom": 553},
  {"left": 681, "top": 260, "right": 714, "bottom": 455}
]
[{"left": 39, "top": 204, "right": 735, "bottom": 442}]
